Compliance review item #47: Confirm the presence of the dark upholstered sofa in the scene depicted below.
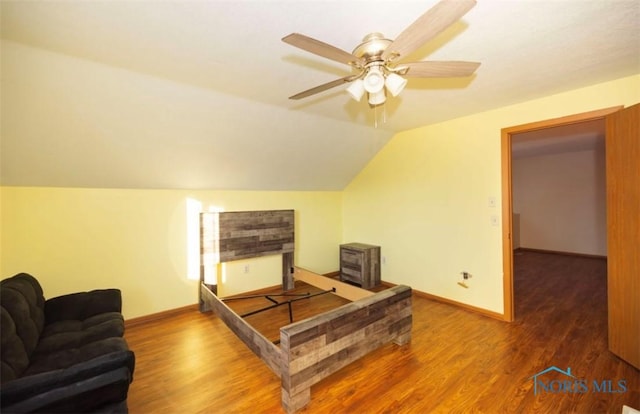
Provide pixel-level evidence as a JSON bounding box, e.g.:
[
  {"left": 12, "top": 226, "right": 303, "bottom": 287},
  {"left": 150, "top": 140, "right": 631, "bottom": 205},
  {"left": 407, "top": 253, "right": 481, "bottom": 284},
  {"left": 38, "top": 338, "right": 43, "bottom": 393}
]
[{"left": 1, "top": 273, "right": 135, "bottom": 413}]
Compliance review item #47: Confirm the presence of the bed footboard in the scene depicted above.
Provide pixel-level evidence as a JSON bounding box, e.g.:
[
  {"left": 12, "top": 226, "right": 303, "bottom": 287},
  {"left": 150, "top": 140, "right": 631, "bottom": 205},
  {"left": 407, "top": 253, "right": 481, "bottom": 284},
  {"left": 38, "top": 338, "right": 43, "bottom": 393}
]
[{"left": 279, "top": 284, "right": 412, "bottom": 413}]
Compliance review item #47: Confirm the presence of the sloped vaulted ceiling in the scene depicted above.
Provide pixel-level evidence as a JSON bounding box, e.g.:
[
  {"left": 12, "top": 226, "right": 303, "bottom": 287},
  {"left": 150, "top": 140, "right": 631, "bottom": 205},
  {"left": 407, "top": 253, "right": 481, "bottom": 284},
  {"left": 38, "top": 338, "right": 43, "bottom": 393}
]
[{"left": 1, "top": 0, "right": 639, "bottom": 190}]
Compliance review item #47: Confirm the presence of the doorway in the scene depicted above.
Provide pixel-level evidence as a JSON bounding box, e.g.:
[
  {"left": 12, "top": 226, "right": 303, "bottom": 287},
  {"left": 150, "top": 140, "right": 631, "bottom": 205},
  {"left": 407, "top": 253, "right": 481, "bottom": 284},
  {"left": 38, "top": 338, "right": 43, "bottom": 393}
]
[
  {"left": 511, "top": 119, "right": 607, "bottom": 259},
  {"left": 500, "top": 106, "right": 622, "bottom": 322}
]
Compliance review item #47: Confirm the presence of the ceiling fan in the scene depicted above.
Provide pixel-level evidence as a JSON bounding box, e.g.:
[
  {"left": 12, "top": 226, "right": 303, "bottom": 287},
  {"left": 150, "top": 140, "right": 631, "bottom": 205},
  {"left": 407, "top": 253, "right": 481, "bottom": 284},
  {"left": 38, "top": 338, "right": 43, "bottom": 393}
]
[{"left": 282, "top": 0, "right": 480, "bottom": 107}]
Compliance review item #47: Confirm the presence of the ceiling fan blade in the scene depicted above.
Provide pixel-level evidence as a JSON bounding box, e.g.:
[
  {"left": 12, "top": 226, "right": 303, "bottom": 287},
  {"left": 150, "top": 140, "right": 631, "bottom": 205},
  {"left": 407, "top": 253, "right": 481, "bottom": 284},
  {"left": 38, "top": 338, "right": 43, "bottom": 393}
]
[
  {"left": 382, "top": 0, "right": 476, "bottom": 62},
  {"left": 282, "top": 33, "right": 364, "bottom": 66},
  {"left": 401, "top": 61, "right": 480, "bottom": 78},
  {"left": 289, "top": 75, "right": 355, "bottom": 100}
]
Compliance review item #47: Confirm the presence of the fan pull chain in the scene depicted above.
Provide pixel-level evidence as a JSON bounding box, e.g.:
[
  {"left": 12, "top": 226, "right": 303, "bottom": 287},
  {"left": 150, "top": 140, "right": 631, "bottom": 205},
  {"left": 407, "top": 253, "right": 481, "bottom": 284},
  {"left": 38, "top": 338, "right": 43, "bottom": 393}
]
[
  {"left": 374, "top": 104, "right": 378, "bottom": 128},
  {"left": 372, "top": 102, "right": 388, "bottom": 129}
]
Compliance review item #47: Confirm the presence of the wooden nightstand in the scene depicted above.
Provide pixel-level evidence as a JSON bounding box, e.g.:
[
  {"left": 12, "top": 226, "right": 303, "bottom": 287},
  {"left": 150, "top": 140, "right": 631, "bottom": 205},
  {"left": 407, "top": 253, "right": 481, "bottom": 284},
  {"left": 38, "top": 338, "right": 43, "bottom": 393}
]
[{"left": 340, "top": 243, "right": 381, "bottom": 289}]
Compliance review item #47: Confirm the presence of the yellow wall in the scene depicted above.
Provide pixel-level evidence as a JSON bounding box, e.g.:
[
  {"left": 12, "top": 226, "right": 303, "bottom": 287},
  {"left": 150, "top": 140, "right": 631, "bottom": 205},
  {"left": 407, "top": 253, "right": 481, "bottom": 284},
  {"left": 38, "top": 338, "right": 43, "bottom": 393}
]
[
  {"left": 0, "top": 187, "right": 342, "bottom": 319},
  {"left": 343, "top": 74, "right": 640, "bottom": 315},
  {"left": 2, "top": 75, "right": 638, "bottom": 320}
]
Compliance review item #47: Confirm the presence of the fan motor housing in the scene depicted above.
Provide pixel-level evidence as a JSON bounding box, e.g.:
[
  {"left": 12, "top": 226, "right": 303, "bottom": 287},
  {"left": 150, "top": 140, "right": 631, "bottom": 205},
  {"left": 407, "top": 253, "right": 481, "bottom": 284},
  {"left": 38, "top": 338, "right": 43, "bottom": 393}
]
[{"left": 352, "top": 33, "right": 392, "bottom": 63}]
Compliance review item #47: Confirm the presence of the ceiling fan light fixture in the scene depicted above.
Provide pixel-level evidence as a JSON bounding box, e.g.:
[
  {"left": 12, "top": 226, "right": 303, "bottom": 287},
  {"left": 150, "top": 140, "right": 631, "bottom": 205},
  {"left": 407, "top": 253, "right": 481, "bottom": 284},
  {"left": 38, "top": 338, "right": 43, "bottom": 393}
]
[
  {"left": 368, "top": 89, "right": 386, "bottom": 106},
  {"left": 363, "top": 66, "right": 385, "bottom": 93},
  {"left": 346, "top": 79, "right": 366, "bottom": 101},
  {"left": 282, "top": 0, "right": 481, "bottom": 117},
  {"left": 385, "top": 72, "right": 408, "bottom": 97}
]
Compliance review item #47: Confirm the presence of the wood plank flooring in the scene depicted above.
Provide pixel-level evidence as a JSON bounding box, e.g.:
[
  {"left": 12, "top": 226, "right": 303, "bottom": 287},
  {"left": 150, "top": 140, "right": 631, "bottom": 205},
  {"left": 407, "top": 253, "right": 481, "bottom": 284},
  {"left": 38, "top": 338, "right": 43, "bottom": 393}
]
[{"left": 124, "top": 252, "right": 639, "bottom": 413}]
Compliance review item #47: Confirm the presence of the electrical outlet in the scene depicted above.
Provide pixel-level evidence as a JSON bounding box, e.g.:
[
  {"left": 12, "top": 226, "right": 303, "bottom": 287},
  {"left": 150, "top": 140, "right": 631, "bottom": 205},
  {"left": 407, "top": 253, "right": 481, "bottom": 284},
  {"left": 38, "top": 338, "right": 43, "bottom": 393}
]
[
  {"left": 243, "top": 264, "right": 250, "bottom": 274},
  {"left": 382, "top": 256, "right": 386, "bottom": 265},
  {"left": 490, "top": 215, "right": 499, "bottom": 226},
  {"left": 488, "top": 196, "right": 497, "bottom": 208}
]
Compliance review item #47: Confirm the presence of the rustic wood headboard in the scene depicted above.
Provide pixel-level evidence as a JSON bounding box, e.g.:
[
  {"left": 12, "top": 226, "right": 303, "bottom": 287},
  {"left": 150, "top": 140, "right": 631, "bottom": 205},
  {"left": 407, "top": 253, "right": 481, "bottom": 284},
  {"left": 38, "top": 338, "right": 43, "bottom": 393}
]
[{"left": 200, "top": 209, "right": 295, "bottom": 290}]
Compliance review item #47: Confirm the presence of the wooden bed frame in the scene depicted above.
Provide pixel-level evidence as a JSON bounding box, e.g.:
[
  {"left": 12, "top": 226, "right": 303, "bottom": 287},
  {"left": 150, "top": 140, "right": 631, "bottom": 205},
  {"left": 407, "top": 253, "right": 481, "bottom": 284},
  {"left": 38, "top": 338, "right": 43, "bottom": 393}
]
[{"left": 199, "top": 210, "right": 412, "bottom": 413}]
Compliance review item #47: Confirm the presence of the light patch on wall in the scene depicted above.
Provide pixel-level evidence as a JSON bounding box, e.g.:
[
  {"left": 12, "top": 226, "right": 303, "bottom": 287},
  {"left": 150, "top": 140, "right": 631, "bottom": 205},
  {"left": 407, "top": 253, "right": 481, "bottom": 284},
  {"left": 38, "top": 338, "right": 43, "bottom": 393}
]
[
  {"left": 199, "top": 205, "right": 225, "bottom": 286},
  {"left": 220, "top": 263, "right": 227, "bottom": 285}
]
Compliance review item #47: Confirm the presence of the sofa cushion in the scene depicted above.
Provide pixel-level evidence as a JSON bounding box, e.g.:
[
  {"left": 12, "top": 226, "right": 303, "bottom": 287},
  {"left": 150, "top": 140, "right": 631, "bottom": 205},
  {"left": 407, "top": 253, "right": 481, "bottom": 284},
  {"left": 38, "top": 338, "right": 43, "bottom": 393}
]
[
  {"left": 1, "top": 307, "right": 30, "bottom": 383},
  {"left": 44, "top": 289, "right": 122, "bottom": 324},
  {"left": 24, "top": 337, "right": 130, "bottom": 377},
  {"left": 1, "top": 274, "right": 46, "bottom": 382},
  {"left": 35, "top": 312, "right": 124, "bottom": 355}
]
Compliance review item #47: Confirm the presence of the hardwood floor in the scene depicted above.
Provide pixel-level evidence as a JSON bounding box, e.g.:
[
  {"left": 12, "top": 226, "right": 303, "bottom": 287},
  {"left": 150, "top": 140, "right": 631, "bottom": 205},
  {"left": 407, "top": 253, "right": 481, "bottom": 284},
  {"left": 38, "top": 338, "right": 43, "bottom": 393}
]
[{"left": 124, "top": 252, "right": 639, "bottom": 413}]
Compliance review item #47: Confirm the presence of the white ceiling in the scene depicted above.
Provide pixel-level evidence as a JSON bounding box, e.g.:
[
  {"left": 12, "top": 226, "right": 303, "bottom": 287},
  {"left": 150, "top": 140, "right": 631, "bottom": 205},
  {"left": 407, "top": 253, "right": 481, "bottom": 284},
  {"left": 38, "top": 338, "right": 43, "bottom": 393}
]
[{"left": 1, "top": 0, "right": 639, "bottom": 190}]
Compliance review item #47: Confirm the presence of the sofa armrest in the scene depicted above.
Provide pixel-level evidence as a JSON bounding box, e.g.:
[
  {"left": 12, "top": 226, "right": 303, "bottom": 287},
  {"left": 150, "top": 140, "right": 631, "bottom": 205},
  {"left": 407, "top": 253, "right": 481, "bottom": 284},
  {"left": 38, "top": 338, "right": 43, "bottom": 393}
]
[
  {"left": 44, "top": 289, "right": 122, "bottom": 323},
  {"left": 0, "top": 350, "right": 135, "bottom": 413}
]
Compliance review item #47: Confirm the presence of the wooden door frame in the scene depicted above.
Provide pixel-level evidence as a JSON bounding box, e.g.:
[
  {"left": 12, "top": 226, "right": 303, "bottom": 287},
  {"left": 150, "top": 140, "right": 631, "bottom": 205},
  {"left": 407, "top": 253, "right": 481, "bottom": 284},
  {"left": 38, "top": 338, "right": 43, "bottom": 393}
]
[{"left": 500, "top": 106, "right": 623, "bottom": 322}]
